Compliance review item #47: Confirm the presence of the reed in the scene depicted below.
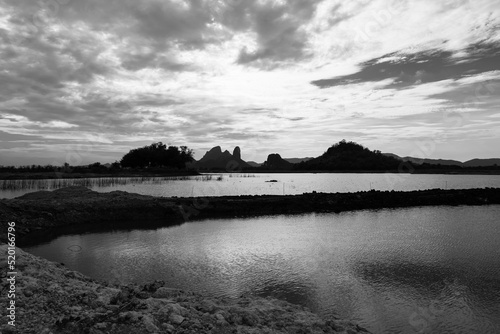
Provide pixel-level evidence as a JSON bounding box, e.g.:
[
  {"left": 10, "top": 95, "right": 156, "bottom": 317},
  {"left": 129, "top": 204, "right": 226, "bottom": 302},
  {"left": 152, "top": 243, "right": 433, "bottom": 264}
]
[
  {"left": 228, "top": 173, "right": 256, "bottom": 178},
  {"left": 0, "top": 174, "right": 231, "bottom": 192}
]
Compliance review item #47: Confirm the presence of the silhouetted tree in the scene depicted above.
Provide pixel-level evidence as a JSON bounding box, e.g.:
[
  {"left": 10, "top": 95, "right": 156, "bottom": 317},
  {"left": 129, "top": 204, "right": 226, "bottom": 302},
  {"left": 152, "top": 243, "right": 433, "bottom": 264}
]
[
  {"left": 111, "top": 161, "right": 121, "bottom": 169},
  {"left": 120, "top": 142, "right": 194, "bottom": 169},
  {"left": 294, "top": 140, "right": 402, "bottom": 171}
]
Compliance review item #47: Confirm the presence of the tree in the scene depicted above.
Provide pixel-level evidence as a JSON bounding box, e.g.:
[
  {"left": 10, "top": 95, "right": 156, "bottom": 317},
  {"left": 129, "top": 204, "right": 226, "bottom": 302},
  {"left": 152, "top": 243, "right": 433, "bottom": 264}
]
[
  {"left": 111, "top": 161, "right": 121, "bottom": 169},
  {"left": 294, "top": 140, "right": 401, "bottom": 171},
  {"left": 120, "top": 142, "right": 194, "bottom": 169}
]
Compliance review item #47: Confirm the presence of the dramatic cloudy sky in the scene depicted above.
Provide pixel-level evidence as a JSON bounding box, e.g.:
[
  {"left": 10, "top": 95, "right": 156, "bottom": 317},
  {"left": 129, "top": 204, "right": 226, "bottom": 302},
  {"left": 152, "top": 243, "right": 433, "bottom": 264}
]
[{"left": 0, "top": 0, "right": 499, "bottom": 165}]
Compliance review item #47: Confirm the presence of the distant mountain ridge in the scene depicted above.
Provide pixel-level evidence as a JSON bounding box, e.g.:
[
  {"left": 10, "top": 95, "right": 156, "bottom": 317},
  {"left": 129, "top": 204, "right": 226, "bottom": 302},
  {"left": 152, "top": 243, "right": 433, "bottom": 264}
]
[
  {"left": 195, "top": 146, "right": 250, "bottom": 170},
  {"left": 383, "top": 153, "right": 500, "bottom": 167},
  {"left": 246, "top": 161, "right": 262, "bottom": 167},
  {"left": 284, "top": 157, "right": 313, "bottom": 164},
  {"left": 193, "top": 142, "right": 499, "bottom": 172},
  {"left": 463, "top": 158, "right": 500, "bottom": 167},
  {"left": 246, "top": 157, "right": 313, "bottom": 167}
]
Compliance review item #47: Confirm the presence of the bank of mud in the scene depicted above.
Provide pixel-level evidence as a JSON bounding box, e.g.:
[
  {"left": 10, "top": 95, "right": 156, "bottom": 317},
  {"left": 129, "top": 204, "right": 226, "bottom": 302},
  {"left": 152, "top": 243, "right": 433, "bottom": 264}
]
[{"left": 1, "top": 186, "right": 500, "bottom": 245}]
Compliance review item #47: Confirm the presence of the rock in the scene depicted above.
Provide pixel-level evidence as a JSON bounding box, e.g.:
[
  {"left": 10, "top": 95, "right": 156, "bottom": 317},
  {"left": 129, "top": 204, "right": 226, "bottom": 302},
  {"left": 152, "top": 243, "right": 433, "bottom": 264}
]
[
  {"left": 198, "top": 299, "right": 217, "bottom": 313},
  {"left": 69, "top": 306, "right": 83, "bottom": 312},
  {"left": 233, "top": 146, "right": 241, "bottom": 160},
  {"left": 144, "top": 297, "right": 171, "bottom": 311},
  {"left": 153, "top": 287, "right": 183, "bottom": 299},
  {"left": 95, "top": 307, "right": 107, "bottom": 313},
  {"left": 169, "top": 314, "right": 185, "bottom": 325},
  {"left": 0, "top": 324, "right": 16, "bottom": 334},
  {"left": 168, "top": 303, "right": 188, "bottom": 316},
  {"left": 95, "top": 322, "right": 107, "bottom": 330},
  {"left": 241, "top": 311, "right": 259, "bottom": 326},
  {"left": 119, "top": 311, "right": 142, "bottom": 322},
  {"left": 201, "top": 312, "right": 212, "bottom": 323},
  {"left": 142, "top": 315, "right": 159, "bottom": 333},
  {"left": 161, "top": 323, "right": 175, "bottom": 332},
  {"left": 106, "top": 304, "right": 120, "bottom": 311},
  {"left": 215, "top": 313, "right": 227, "bottom": 325}
]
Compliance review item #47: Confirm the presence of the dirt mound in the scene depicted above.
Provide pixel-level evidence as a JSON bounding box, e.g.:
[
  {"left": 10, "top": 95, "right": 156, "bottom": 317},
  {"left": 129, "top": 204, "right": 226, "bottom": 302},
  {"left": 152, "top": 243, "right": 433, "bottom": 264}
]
[{"left": 16, "top": 187, "right": 99, "bottom": 201}]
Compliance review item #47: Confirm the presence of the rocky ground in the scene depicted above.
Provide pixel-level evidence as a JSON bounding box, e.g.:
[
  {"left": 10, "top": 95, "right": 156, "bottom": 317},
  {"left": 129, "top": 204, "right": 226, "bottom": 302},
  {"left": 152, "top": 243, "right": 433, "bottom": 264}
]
[{"left": 0, "top": 245, "right": 369, "bottom": 334}]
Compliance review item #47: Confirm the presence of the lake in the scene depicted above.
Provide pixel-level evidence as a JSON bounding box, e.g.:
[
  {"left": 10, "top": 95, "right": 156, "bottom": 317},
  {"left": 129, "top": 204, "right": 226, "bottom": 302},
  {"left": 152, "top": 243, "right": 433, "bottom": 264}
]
[
  {"left": 2, "top": 173, "right": 500, "bottom": 199},
  {"left": 25, "top": 205, "right": 500, "bottom": 333}
]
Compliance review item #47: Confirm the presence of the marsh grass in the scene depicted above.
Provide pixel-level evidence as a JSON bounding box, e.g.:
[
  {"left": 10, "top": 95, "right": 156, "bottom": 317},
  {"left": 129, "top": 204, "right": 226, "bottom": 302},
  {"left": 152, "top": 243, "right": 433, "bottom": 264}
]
[
  {"left": 0, "top": 173, "right": 240, "bottom": 192},
  {"left": 0, "top": 177, "right": 169, "bottom": 191}
]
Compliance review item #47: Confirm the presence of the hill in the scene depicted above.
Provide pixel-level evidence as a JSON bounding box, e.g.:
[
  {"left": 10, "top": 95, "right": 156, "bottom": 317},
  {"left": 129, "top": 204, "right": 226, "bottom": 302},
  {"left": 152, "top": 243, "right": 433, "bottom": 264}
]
[
  {"left": 295, "top": 140, "right": 400, "bottom": 171},
  {"left": 284, "top": 157, "right": 314, "bottom": 164},
  {"left": 195, "top": 146, "right": 250, "bottom": 170},
  {"left": 246, "top": 161, "right": 262, "bottom": 167},
  {"left": 463, "top": 158, "right": 500, "bottom": 167},
  {"left": 383, "top": 153, "right": 463, "bottom": 166},
  {"left": 384, "top": 154, "right": 500, "bottom": 167},
  {"left": 262, "top": 154, "right": 293, "bottom": 170}
]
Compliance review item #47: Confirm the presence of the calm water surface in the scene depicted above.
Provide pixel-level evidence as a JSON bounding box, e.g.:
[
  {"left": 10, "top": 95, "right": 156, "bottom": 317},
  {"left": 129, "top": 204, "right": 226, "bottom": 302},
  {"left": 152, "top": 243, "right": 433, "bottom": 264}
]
[
  {"left": 2, "top": 173, "right": 500, "bottom": 198},
  {"left": 26, "top": 205, "right": 500, "bottom": 333}
]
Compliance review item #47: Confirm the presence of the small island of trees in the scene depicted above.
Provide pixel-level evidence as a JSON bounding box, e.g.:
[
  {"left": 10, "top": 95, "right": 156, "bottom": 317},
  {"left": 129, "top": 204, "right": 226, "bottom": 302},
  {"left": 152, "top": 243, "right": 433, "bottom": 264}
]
[{"left": 120, "top": 142, "right": 194, "bottom": 169}]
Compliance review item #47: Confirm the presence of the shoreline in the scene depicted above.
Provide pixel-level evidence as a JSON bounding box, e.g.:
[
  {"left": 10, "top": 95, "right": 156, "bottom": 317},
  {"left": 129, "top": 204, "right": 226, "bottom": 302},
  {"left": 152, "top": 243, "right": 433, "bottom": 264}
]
[
  {"left": 0, "top": 170, "right": 200, "bottom": 180},
  {"left": 0, "top": 187, "right": 379, "bottom": 333},
  {"left": 1, "top": 187, "right": 500, "bottom": 245},
  {"left": 2, "top": 168, "right": 500, "bottom": 181},
  {"left": 2, "top": 187, "right": 500, "bottom": 333},
  {"left": 0, "top": 245, "right": 369, "bottom": 333}
]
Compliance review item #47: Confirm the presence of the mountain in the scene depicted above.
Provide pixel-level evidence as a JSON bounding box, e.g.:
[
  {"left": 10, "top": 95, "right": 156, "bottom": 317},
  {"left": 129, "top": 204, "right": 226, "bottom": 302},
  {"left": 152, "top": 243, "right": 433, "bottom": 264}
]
[
  {"left": 463, "top": 158, "right": 500, "bottom": 167},
  {"left": 233, "top": 146, "right": 241, "bottom": 160},
  {"left": 195, "top": 146, "right": 251, "bottom": 170},
  {"left": 240, "top": 157, "right": 313, "bottom": 168},
  {"left": 194, "top": 144, "right": 499, "bottom": 171},
  {"left": 284, "top": 157, "right": 314, "bottom": 164},
  {"left": 384, "top": 154, "right": 500, "bottom": 167},
  {"left": 296, "top": 140, "right": 400, "bottom": 171},
  {"left": 246, "top": 161, "right": 262, "bottom": 167},
  {"left": 383, "top": 153, "right": 463, "bottom": 166},
  {"left": 262, "top": 154, "right": 293, "bottom": 170}
]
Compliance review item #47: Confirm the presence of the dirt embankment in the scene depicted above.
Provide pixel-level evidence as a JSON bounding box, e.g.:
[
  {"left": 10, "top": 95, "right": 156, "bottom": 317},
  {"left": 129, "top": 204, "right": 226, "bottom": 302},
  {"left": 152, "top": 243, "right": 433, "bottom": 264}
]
[{"left": 1, "top": 187, "right": 500, "bottom": 245}]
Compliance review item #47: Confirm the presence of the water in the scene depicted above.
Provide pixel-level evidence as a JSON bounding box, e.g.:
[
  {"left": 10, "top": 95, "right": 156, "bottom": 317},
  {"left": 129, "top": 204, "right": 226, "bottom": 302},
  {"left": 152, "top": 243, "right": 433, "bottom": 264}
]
[
  {"left": 2, "top": 173, "right": 500, "bottom": 199},
  {"left": 25, "top": 205, "right": 500, "bottom": 333}
]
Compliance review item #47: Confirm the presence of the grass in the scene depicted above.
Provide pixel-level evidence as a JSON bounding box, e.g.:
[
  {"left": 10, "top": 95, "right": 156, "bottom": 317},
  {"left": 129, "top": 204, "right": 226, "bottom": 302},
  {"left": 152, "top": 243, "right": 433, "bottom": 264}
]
[
  {"left": 0, "top": 174, "right": 235, "bottom": 192},
  {"left": 228, "top": 173, "right": 256, "bottom": 178}
]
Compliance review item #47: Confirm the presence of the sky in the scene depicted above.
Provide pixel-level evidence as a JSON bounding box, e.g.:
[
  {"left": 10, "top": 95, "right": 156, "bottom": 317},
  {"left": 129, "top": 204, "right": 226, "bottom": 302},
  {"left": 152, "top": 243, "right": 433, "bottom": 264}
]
[{"left": 0, "top": 0, "right": 499, "bottom": 166}]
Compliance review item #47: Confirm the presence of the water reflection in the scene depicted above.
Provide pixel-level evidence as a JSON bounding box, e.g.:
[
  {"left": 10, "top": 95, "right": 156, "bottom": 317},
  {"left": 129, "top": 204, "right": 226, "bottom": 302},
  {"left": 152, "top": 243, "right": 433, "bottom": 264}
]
[
  {"left": 25, "top": 206, "right": 500, "bottom": 333},
  {"left": 3, "top": 173, "right": 500, "bottom": 199},
  {"left": 353, "top": 260, "right": 458, "bottom": 294}
]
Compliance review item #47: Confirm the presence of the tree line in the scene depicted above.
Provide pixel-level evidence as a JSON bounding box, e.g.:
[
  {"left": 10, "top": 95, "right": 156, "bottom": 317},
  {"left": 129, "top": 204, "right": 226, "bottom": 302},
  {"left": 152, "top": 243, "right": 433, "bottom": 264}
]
[{"left": 0, "top": 142, "right": 194, "bottom": 173}]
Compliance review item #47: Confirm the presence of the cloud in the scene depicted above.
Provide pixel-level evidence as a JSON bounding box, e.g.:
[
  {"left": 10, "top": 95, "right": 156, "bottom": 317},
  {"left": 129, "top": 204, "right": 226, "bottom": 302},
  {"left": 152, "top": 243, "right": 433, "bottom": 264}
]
[
  {"left": 233, "top": 0, "right": 324, "bottom": 67},
  {"left": 130, "top": 0, "right": 214, "bottom": 46},
  {"left": 1, "top": 0, "right": 500, "bottom": 164},
  {"left": 311, "top": 42, "right": 500, "bottom": 89}
]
